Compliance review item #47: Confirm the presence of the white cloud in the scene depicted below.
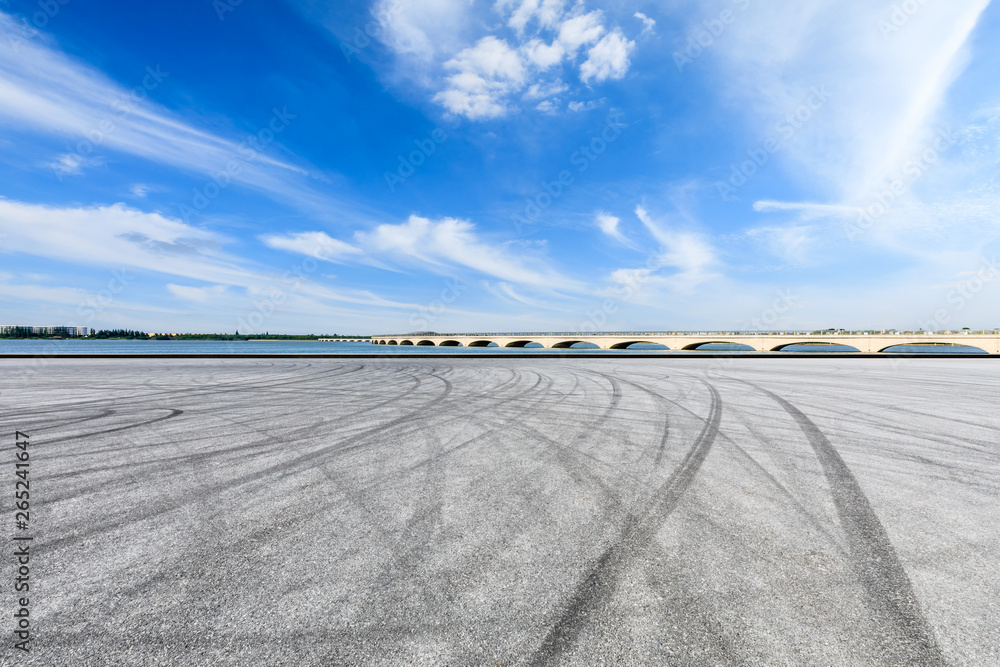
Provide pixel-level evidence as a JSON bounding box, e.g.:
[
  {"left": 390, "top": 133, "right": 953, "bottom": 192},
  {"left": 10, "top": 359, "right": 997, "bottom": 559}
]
[
  {"left": 262, "top": 231, "right": 363, "bottom": 262},
  {"left": 745, "top": 225, "right": 820, "bottom": 265},
  {"left": 167, "top": 284, "right": 229, "bottom": 302},
  {"left": 0, "top": 280, "right": 178, "bottom": 314},
  {"left": 703, "top": 0, "right": 998, "bottom": 284},
  {"left": 484, "top": 280, "right": 567, "bottom": 310},
  {"left": 46, "top": 152, "right": 101, "bottom": 176},
  {"left": 355, "top": 214, "right": 582, "bottom": 291},
  {"left": 568, "top": 99, "right": 600, "bottom": 112},
  {"left": 0, "top": 199, "right": 415, "bottom": 311},
  {"left": 596, "top": 212, "right": 619, "bottom": 235},
  {"left": 434, "top": 36, "right": 526, "bottom": 119},
  {"left": 263, "top": 215, "right": 582, "bottom": 293},
  {"left": 366, "top": 1, "right": 638, "bottom": 120},
  {"left": 374, "top": 0, "right": 472, "bottom": 63},
  {"left": 580, "top": 29, "right": 634, "bottom": 84},
  {"left": 710, "top": 0, "right": 991, "bottom": 203},
  {"left": 634, "top": 205, "right": 718, "bottom": 290},
  {"left": 595, "top": 211, "right": 632, "bottom": 247},
  {"left": 522, "top": 38, "right": 565, "bottom": 69},
  {"left": 752, "top": 200, "right": 859, "bottom": 217},
  {"left": 0, "top": 11, "right": 360, "bottom": 221},
  {"left": 536, "top": 100, "right": 558, "bottom": 114},
  {"left": 498, "top": 0, "right": 567, "bottom": 33},
  {"left": 536, "top": 0, "right": 566, "bottom": 29},
  {"left": 524, "top": 80, "right": 568, "bottom": 100},
  {"left": 557, "top": 11, "right": 605, "bottom": 54},
  {"left": 505, "top": 0, "right": 540, "bottom": 33},
  {"left": 634, "top": 12, "right": 655, "bottom": 34},
  {"left": 129, "top": 184, "right": 150, "bottom": 198}
]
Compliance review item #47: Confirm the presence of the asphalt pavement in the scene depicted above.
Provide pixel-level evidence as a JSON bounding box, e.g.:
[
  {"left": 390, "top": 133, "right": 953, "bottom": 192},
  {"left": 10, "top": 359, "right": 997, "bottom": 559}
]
[{"left": 2, "top": 357, "right": 998, "bottom": 665}]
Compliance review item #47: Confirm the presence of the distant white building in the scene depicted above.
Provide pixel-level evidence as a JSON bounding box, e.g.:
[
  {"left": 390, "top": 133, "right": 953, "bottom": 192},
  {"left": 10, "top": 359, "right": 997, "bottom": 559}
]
[{"left": 0, "top": 326, "right": 89, "bottom": 337}]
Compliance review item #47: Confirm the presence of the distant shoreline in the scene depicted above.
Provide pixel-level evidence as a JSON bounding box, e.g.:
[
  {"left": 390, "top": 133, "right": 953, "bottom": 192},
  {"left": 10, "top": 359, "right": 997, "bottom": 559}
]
[{"left": 0, "top": 337, "right": 368, "bottom": 341}]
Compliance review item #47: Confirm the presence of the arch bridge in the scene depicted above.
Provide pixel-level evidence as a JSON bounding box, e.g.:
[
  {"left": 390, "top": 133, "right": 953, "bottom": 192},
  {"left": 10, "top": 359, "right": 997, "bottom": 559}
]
[{"left": 368, "top": 332, "right": 1000, "bottom": 353}]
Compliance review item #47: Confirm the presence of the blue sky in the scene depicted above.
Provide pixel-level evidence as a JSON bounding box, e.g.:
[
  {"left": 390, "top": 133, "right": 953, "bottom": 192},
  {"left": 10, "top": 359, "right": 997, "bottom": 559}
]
[{"left": 1, "top": 0, "right": 998, "bottom": 334}]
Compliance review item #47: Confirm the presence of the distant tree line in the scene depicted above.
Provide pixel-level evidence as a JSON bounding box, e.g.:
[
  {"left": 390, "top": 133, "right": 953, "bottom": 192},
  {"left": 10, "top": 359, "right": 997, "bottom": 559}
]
[
  {"left": 0, "top": 327, "right": 45, "bottom": 339},
  {"left": 89, "top": 329, "right": 149, "bottom": 339},
  {"left": 166, "top": 333, "right": 331, "bottom": 340},
  {"left": 82, "top": 331, "right": 358, "bottom": 341}
]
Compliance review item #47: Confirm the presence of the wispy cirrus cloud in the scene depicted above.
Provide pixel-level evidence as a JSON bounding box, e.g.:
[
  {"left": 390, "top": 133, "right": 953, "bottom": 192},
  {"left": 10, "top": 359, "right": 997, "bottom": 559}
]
[
  {"left": 711, "top": 0, "right": 992, "bottom": 199},
  {"left": 633, "top": 205, "right": 718, "bottom": 290},
  {"left": 261, "top": 231, "right": 364, "bottom": 262},
  {"left": 0, "top": 11, "right": 357, "bottom": 220},
  {"left": 266, "top": 214, "right": 584, "bottom": 292},
  {"left": 695, "top": 0, "right": 999, "bottom": 284},
  {"left": 594, "top": 211, "right": 635, "bottom": 248},
  {"left": 0, "top": 198, "right": 415, "bottom": 312},
  {"left": 166, "top": 284, "right": 230, "bottom": 303},
  {"left": 633, "top": 12, "right": 655, "bottom": 35}
]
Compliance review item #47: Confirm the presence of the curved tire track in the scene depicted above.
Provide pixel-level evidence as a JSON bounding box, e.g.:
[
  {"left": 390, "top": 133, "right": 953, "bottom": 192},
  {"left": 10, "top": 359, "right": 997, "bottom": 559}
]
[
  {"left": 750, "top": 383, "right": 945, "bottom": 666},
  {"left": 531, "top": 381, "right": 722, "bottom": 665}
]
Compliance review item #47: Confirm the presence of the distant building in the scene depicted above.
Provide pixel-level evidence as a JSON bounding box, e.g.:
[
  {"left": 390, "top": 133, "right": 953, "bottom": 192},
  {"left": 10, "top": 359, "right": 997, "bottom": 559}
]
[{"left": 0, "top": 326, "right": 89, "bottom": 337}]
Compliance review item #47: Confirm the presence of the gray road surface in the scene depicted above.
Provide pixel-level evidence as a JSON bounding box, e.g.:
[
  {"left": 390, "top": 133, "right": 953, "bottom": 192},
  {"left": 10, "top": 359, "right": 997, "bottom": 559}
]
[{"left": 1, "top": 357, "right": 998, "bottom": 665}]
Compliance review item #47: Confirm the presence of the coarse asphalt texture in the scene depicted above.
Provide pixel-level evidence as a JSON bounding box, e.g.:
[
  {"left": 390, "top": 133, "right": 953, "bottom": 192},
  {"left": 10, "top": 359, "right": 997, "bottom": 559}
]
[{"left": 1, "top": 356, "right": 998, "bottom": 665}]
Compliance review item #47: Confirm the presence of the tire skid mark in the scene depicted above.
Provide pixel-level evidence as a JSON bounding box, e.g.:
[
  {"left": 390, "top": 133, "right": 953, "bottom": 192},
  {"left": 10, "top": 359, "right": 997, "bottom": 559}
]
[
  {"left": 721, "top": 402, "right": 848, "bottom": 553},
  {"left": 531, "top": 381, "right": 722, "bottom": 665},
  {"left": 34, "top": 408, "right": 185, "bottom": 445},
  {"left": 749, "top": 383, "right": 945, "bottom": 666},
  {"left": 123, "top": 369, "right": 515, "bottom": 606},
  {"left": 19, "top": 408, "right": 116, "bottom": 433},
  {"left": 32, "top": 413, "right": 334, "bottom": 507},
  {"left": 539, "top": 370, "right": 627, "bottom": 501},
  {"left": 589, "top": 371, "right": 673, "bottom": 468},
  {"left": 53, "top": 367, "right": 427, "bottom": 464},
  {"left": 810, "top": 401, "right": 997, "bottom": 455},
  {"left": 33, "top": 371, "right": 457, "bottom": 554},
  {"left": 321, "top": 368, "right": 546, "bottom": 472},
  {"left": 377, "top": 370, "right": 548, "bottom": 483},
  {"left": 38, "top": 364, "right": 426, "bottom": 481},
  {"left": 7, "top": 363, "right": 361, "bottom": 421},
  {"left": 373, "top": 368, "right": 631, "bottom": 620},
  {"left": 627, "top": 374, "right": 846, "bottom": 551},
  {"left": 517, "top": 368, "right": 641, "bottom": 499},
  {"left": 310, "top": 369, "right": 558, "bottom": 625}
]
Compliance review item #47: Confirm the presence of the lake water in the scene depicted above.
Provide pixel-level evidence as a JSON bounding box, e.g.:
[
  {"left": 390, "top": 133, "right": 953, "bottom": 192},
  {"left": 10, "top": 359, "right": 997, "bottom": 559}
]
[{"left": 0, "top": 340, "right": 989, "bottom": 355}]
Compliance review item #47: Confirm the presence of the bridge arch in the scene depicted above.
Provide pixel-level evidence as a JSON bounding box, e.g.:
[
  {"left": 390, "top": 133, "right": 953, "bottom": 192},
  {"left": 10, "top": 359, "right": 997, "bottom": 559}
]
[
  {"left": 378, "top": 340, "right": 386, "bottom": 345},
  {"left": 416, "top": 340, "right": 436, "bottom": 346},
  {"left": 399, "top": 340, "right": 413, "bottom": 345},
  {"left": 438, "top": 340, "right": 462, "bottom": 346},
  {"left": 387, "top": 340, "right": 398, "bottom": 345},
  {"left": 504, "top": 340, "right": 541, "bottom": 348},
  {"left": 609, "top": 341, "right": 668, "bottom": 350},
  {"left": 681, "top": 341, "right": 755, "bottom": 351},
  {"left": 467, "top": 340, "right": 494, "bottom": 347},
  {"left": 877, "top": 342, "right": 988, "bottom": 354},
  {"left": 771, "top": 341, "right": 861, "bottom": 352}
]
